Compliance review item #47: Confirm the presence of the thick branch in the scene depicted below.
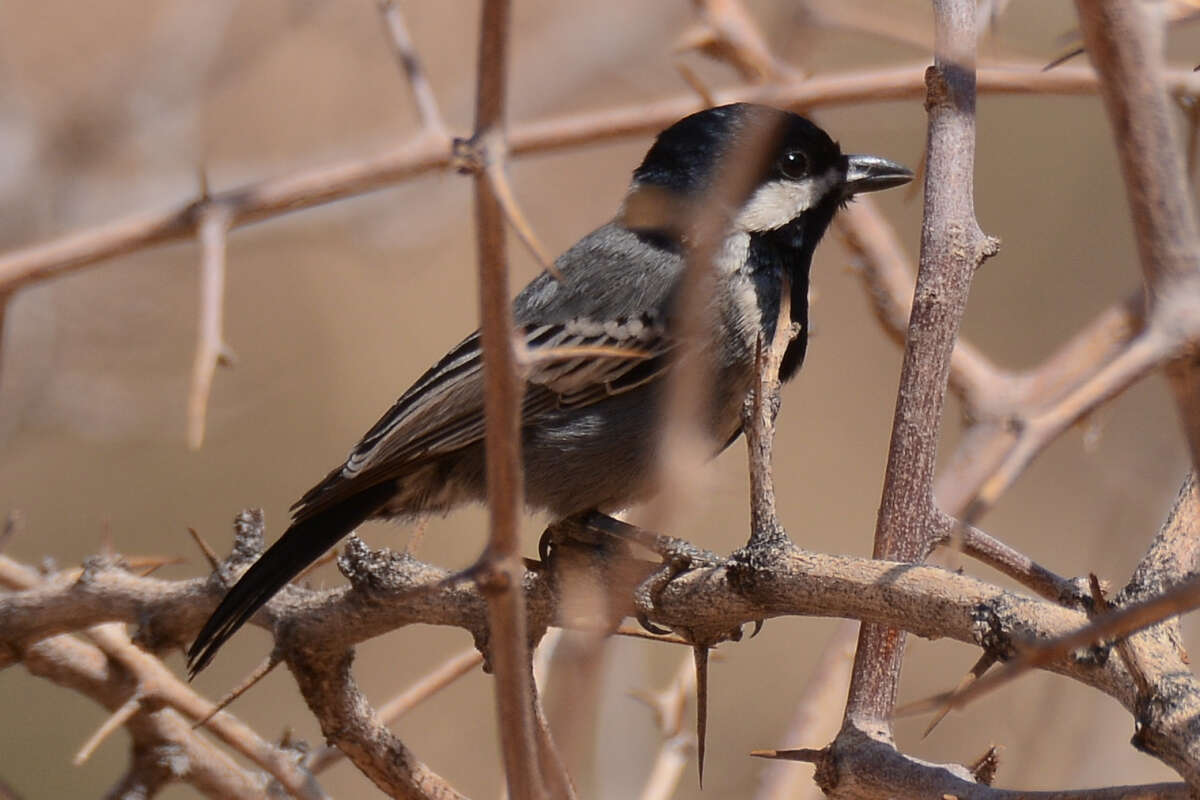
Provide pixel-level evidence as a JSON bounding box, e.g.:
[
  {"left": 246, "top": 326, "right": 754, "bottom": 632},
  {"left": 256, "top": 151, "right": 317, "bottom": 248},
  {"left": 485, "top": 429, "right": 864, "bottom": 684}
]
[
  {"left": 0, "top": 540, "right": 1142, "bottom": 714},
  {"left": 905, "top": 474, "right": 1200, "bottom": 785},
  {"left": 845, "top": 0, "right": 996, "bottom": 727},
  {"left": 1112, "top": 473, "right": 1200, "bottom": 785},
  {"left": 287, "top": 647, "right": 467, "bottom": 800}
]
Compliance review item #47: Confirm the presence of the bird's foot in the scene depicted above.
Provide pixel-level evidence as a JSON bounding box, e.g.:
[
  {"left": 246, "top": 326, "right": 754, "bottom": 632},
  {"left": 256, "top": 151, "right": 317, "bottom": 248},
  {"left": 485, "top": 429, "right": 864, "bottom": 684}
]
[
  {"left": 574, "top": 512, "right": 723, "bottom": 636},
  {"left": 633, "top": 550, "right": 697, "bottom": 635}
]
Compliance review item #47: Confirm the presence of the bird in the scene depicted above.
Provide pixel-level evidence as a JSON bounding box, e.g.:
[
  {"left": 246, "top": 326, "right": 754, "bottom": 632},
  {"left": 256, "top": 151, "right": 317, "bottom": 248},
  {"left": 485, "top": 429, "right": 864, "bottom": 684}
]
[{"left": 186, "top": 103, "right": 912, "bottom": 675}]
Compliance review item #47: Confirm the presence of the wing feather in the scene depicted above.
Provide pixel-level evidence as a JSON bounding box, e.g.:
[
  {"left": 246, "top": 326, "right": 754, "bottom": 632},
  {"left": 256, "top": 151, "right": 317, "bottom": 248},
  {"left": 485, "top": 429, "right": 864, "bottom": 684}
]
[{"left": 291, "top": 314, "right": 673, "bottom": 521}]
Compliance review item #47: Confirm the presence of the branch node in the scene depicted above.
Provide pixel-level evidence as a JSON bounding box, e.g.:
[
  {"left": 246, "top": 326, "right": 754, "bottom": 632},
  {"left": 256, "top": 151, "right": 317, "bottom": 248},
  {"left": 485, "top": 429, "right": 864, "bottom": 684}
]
[
  {"left": 338, "top": 534, "right": 400, "bottom": 591},
  {"left": 923, "top": 64, "right": 950, "bottom": 111},
  {"left": 979, "top": 233, "right": 1001, "bottom": 261},
  {"left": 77, "top": 554, "right": 121, "bottom": 585},
  {"left": 967, "top": 743, "right": 1001, "bottom": 785},
  {"left": 229, "top": 508, "right": 267, "bottom": 564},
  {"left": 969, "top": 603, "right": 1017, "bottom": 661},
  {"left": 451, "top": 135, "right": 487, "bottom": 175}
]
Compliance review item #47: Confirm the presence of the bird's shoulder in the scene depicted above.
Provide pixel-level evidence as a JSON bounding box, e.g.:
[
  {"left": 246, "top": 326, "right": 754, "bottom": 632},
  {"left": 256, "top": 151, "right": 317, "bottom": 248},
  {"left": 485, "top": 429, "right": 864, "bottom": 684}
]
[{"left": 514, "top": 222, "right": 684, "bottom": 326}]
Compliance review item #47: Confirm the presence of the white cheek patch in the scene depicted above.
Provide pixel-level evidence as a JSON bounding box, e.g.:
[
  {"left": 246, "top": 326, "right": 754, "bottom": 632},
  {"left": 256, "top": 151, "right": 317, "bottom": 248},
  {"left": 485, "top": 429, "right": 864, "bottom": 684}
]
[{"left": 734, "top": 167, "right": 841, "bottom": 233}]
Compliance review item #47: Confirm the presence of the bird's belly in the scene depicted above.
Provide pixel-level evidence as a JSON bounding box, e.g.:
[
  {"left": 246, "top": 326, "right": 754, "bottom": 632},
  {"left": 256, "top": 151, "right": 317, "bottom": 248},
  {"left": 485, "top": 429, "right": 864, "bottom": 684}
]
[
  {"left": 522, "top": 362, "right": 753, "bottom": 517},
  {"left": 381, "top": 363, "right": 756, "bottom": 521},
  {"left": 521, "top": 388, "right": 663, "bottom": 517}
]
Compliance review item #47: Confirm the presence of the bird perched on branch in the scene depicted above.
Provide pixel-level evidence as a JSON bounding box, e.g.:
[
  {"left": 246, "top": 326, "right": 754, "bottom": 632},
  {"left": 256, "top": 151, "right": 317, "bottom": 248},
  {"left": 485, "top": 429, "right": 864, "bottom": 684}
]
[{"left": 187, "top": 103, "right": 911, "bottom": 675}]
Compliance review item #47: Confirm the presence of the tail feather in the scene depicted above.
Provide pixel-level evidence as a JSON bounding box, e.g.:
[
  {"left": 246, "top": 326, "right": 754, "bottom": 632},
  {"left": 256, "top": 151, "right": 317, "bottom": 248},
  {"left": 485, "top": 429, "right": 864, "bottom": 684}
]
[{"left": 187, "top": 480, "right": 396, "bottom": 677}]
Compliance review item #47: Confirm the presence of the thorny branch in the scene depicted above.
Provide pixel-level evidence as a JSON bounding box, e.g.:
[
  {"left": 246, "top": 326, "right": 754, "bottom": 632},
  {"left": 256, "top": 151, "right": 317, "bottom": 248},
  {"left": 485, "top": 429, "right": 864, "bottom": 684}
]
[
  {"left": 843, "top": 0, "right": 998, "bottom": 734},
  {"left": 304, "top": 647, "right": 483, "bottom": 774},
  {"left": 7, "top": 63, "right": 1200, "bottom": 293},
  {"left": 900, "top": 473, "right": 1200, "bottom": 788},
  {"left": 4, "top": 498, "right": 1199, "bottom": 794}
]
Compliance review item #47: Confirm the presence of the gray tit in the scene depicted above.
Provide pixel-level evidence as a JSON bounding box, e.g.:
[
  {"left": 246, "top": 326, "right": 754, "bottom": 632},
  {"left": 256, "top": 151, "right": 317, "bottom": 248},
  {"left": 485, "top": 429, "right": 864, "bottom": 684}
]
[{"left": 187, "top": 103, "right": 912, "bottom": 675}]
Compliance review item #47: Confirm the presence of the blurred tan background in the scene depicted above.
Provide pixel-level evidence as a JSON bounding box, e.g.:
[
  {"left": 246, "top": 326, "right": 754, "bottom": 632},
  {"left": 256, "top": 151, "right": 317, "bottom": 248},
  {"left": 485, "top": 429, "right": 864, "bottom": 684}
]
[{"left": 1, "top": 1, "right": 1198, "bottom": 797}]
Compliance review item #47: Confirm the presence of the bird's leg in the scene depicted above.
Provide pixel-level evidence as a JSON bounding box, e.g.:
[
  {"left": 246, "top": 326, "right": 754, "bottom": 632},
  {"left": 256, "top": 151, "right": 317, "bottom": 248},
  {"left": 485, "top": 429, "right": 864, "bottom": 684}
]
[
  {"left": 631, "top": 549, "right": 695, "bottom": 635},
  {"left": 538, "top": 513, "right": 616, "bottom": 563},
  {"left": 580, "top": 511, "right": 721, "bottom": 565}
]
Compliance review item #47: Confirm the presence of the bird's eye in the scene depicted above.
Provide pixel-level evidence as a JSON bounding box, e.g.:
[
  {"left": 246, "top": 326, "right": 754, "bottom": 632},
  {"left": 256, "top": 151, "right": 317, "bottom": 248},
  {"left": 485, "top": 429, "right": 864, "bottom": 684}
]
[{"left": 778, "top": 149, "right": 810, "bottom": 180}]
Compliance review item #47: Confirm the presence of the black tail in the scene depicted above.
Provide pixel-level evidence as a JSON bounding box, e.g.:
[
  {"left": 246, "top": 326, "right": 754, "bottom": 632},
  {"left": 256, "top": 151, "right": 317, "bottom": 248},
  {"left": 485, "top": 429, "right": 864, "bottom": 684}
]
[{"left": 187, "top": 480, "right": 397, "bottom": 677}]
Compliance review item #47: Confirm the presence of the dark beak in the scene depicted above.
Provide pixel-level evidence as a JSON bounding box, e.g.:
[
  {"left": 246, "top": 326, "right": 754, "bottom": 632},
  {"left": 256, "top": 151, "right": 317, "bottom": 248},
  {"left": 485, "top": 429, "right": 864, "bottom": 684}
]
[{"left": 844, "top": 154, "right": 914, "bottom": 196}]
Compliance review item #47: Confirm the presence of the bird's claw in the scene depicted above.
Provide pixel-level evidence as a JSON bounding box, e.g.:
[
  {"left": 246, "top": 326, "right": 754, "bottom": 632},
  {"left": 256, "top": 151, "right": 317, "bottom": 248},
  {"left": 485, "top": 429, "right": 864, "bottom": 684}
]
[
  {"left": 581, "top": 511, "right": 721, "bottom": 565},
  {"left": 634, "top": 549, "right": 708, "bottom": 635},
  {"left": 636, "top": 612, "right": 673, "bottom": 636}
]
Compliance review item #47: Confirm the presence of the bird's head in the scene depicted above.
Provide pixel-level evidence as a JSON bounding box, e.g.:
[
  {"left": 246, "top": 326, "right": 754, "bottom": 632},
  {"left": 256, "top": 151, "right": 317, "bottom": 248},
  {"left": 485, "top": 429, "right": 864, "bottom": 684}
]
[{"left": 619, "top": 103, "right": 912, "bottom": 245}]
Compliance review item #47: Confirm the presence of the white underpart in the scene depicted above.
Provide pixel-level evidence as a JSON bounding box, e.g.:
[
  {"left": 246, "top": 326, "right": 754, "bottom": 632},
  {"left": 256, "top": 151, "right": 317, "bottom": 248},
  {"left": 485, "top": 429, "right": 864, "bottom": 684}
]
[
  {"left": 734, "top": 167, "right": 841, "bottom": 233},
  {"left": 713, "top": 229, "right": 751, "bottom": 276},
  {"left": 710, "top": 230, "right": 767, "bottom": 346}
]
